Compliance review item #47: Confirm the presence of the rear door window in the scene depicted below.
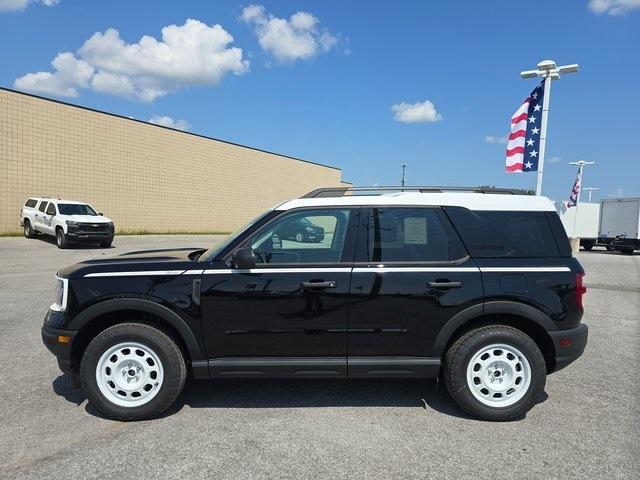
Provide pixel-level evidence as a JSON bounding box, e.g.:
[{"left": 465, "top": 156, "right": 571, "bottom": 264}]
[
  {"left": 444, "top": 207, "right": 560, "bottom": 258},
  {"left": 38, "top": 202, "right": 48, "bottom": 213},
  {"left": 358, "top": 207, "right": 467, "bottom": 263}
]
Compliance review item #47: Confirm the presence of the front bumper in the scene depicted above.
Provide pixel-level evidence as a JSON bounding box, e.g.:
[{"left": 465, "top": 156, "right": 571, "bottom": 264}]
[
  {"left": 42, "top": 321, "right": 77, "bottom": 375},
  {"left": 66, "top": 232, "right": 113, "bottom": 243},
  {"left": 549, "top": 323, "right": 588, "bottom": 372}
]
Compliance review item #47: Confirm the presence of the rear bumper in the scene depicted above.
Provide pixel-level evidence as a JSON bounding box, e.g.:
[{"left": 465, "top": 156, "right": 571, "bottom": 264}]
[
  {"left": 549, "top": 323, "right": 588, "bottom": 372},
  {"left": 42, "top": 323, "right": 77, "bottom": 374}
]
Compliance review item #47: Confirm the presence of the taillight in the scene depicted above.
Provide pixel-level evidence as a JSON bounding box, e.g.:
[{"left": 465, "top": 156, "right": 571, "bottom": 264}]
[{"left": 575, "top": 273, "right": 586, "bottom": 310}]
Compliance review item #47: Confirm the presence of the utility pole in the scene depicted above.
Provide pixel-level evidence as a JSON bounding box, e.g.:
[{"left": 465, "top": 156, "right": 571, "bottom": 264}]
[
  {"left": 583, "top": 187, "right": 599, "bottom": 203},
  {"left": 520, "top": 60, "right": 579, "bottom": 196},
  {"left": 401, "top": 163, "right": 407, "bottom": 188}
]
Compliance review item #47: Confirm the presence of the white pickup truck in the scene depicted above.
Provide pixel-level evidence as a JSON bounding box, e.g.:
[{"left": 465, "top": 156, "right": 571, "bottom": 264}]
[{"left": 21, "top": 197, "right": 114, "bottom": 249}]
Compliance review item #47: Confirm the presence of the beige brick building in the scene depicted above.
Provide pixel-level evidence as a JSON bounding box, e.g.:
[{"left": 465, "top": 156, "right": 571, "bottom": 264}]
[{"left": 0, "top": 87, "right": 348, "bottom": 235}]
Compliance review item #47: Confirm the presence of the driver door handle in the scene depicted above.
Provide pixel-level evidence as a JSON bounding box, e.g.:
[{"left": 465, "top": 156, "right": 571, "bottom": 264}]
[{"left": 301, "top": 281, "right": 336, "bottom": 290}]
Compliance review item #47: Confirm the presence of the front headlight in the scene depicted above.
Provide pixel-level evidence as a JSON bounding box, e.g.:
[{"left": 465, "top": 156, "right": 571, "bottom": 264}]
[
  {"left": 66, "top": 221, "right": 78, "bottom": 226},
  {"left": 306, "top": 226, "right": 314, "bottom": 233},
  {"left": 52, "top": 276, "right": 68, "bottom": 311}
]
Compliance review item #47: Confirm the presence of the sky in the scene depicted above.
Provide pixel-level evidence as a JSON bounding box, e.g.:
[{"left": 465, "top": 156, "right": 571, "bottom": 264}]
[{"left": 1, "top": 0, "right": 639, "bottom": 202}]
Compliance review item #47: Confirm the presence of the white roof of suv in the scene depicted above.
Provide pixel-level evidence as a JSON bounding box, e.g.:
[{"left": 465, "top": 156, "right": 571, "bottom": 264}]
[{"left": 278, "top": 191, "right": 556, "bottom": 212}]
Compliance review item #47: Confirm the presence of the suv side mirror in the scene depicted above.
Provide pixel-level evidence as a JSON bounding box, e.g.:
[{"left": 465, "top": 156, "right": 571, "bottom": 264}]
[
  {"left": 98, "top": 212, "right": 103, "bottom": 216},
  {"left": 232, "top": 247, "right": 256, "bottom": 269}
]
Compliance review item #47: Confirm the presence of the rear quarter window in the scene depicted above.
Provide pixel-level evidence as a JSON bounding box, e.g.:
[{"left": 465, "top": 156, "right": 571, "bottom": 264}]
[
  {"left": 24, "top": 199, "right": 37, "bottom": 208},
  {"left": 444, "top": 207, "right": 561, "bottom": 258}
]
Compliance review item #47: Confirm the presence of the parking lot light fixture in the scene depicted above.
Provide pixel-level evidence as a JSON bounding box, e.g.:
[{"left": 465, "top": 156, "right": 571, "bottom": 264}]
[{"left": 519, "top": 60, "right": 579, "bottom": 196}]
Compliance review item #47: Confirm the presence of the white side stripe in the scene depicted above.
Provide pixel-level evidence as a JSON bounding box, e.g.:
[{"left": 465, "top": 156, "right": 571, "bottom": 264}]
[
  {"left": 479, "top": 267, "right": 571, "bottom": 273},
  {"left": 84, "top": 266, "right": 571, "bottom": 278},
  {"left": 352, "top": 267, "right": 479, "bottom": 273},
  {"left": 85, "top": 270, "right": 185, "bottom": 278}
]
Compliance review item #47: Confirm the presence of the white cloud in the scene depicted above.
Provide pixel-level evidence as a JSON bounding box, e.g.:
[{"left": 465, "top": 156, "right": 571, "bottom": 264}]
[
  {"left": 588, "top": 0, "right": 640, "bottom": 15},
  {"left": 240, "top": 4, "right": 339, "bottom": 63},
  {"left": 0, "top": 0, "right": 58, "bottom": 12},
  {"left": 485, "top": 135, "right": 508, "bottom": 144},
  {"left": 548, "top": 155, "right": 561, "bottom": 164},
  {"left": 391, "top": 100, "right": 442, "bottom": 124},
  {"left": 14, "top": 52, "right": 94, "bottom": 97},
  {"left": 14, "top": 19, "right": 249, "bottom": 101},
  {"left": 149, "top": 115, "right": 190, "bottom": 131}
]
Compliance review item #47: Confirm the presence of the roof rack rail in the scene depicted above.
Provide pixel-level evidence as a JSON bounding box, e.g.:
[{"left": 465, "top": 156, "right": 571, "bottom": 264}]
[{"left": 301, "top": 186, "right": 526, "bottom": 198}]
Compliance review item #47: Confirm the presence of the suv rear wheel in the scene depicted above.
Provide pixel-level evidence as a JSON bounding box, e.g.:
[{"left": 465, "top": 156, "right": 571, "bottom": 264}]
[
  {"left": 23, "top": 220, "right": 35, "bottom": 238},
  {"left": 443, "top": 325, "right": 546, "bottom": 421},
  {"left": 80, "top": 323, "right": 186, "bottom": 421}
]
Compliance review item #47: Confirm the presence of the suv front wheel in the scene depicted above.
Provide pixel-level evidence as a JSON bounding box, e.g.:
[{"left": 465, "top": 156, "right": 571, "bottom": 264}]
[
  {"left": 444, "top": 325, "right": 546, "bottom": 421},
  {"left": 80, "top": 323, "right": 187, "bottom": 421}
]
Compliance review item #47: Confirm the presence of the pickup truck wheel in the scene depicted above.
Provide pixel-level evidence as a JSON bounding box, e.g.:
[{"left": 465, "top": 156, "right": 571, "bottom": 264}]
[
  {"left": 23, "top": 220, "right": 35, "bottom": 239},
  {"left": 444, "top": 325, "right": 546, "bottom": 422},
  {"left": 56, "top": 229, "right": 68, "bottom": 249},
  {"left": 606, "top": 245, "right": 615, "bottom": 251},
  {"left": 100, "top": 241, "right": 113, "bottom": 248},
  {"left": 80, "top": 323, "right": 186, "bottom": 421},
  {"left": 619, "top": 248, "right": 635, "bottom": 255}
]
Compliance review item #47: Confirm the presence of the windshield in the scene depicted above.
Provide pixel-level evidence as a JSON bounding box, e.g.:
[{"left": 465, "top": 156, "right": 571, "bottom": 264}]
[
  {"left": 200, "top": 210, "right": 274, "bottom": 261},
  {"left": 58, "top": 203, "right": 98, "bottom": 216}
]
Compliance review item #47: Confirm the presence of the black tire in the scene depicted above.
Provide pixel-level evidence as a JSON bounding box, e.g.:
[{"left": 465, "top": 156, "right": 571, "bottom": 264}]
[
  {"left": 80, "top": 322, "right": 187, "bottom": 421},
  {"left": 100, "top": 241, "right": 113, "bottom": 248},
  {"left": 23, "top": 220, "right": 35, "bottom": 238},
  {"left": 582, "top": 240, "right": 594, "bottom": 251},
  {"left": 56, "top": 228, "right": 68, "bottom": 249},
  {"left": 443, "top": 325, "right": 546, "bottom": 422},
  {"left": 606, "top": 245, "right": 615, "bottom": 252},
  {"left": 619, "top": 248, "right": 635, "bottom": 255},
  {"left": 294, "top": 231, "right": 306, "bottom": 242}
]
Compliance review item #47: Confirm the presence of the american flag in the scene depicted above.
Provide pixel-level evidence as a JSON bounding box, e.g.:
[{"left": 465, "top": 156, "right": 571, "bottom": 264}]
[
  {"left": 505, "top": 83, "right": 544, "bottom": 173},
  {"left": 567, "top": 172, "right": 581, "bottom": 208}
]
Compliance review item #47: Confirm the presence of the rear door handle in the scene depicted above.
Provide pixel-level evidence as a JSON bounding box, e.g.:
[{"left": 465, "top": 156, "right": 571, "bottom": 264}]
[
  {"left": 301, "top": 281, "right": 336, "bottom": 289},
  {"left": 428, "top": 281, "right": 462, "bottom": 288}
]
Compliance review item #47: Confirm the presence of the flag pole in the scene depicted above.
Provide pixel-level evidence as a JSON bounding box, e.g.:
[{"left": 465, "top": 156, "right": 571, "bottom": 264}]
[
  {"left": 519, "top": 60, "right": 579, "bottom": 196},
  {"left": 536, "top": 73, "right": 552, "bottom": 196}
]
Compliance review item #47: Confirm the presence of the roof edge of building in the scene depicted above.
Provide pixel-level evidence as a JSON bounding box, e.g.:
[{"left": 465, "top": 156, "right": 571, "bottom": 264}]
[{"left": 0, "top": 86, "right": 342, "bottom": 172}]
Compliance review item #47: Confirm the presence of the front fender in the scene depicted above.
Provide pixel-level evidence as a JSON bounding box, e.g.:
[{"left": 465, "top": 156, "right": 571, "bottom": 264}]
[{"left": 68, "top": 297, "right": 205, "bottom": 362}]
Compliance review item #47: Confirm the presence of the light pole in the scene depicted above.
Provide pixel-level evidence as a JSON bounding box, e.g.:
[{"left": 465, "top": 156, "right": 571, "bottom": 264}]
[
  {"left": 520, "top": 60, "right": 579, "bottom": 196},
  {"left": 583, "top": 187, "right": 599, "bottom": 203},
  {"left": 401, "top": 163, "right": 407, "bottom": 188}
]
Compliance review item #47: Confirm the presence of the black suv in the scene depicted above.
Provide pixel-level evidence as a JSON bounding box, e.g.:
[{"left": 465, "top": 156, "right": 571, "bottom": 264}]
[{"left": 42, "top": 187, "right": 588, "bottom": 421}]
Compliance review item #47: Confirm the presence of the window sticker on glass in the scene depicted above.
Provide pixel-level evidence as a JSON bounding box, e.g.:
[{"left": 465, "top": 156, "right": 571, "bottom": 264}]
[{"left": 404, "top": 217, "right": 427, "bottom": 244}]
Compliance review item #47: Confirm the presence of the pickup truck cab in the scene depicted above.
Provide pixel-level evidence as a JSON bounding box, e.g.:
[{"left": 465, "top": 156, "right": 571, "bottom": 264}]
[
  {"left": 21, "top": 197, "right": 114, "bottom": 248},
  {"left": 41, "top": 186, "right": 588, "bottom": 421}
]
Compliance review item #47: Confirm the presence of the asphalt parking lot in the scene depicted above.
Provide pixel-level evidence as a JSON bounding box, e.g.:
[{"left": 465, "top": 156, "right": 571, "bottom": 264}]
[{"left": 0, "top": 235, "right": 638, "bottom": 479}]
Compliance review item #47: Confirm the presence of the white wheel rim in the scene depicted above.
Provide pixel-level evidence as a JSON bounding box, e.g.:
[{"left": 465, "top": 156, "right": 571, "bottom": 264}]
[
  {"left": 96, "top": 342, "right": 164, "bottom": 408},
  {"left": 466, "top": 343, "right": 531, "bottom": 407},
  {"left": 295, "top": 232, "right": 304, "bottom": 241}
]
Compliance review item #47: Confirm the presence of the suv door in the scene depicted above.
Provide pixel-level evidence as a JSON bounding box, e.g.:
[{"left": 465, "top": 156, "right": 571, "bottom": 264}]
[
  {"left": 34, "top": 201, "right": 48, "bottom": 233},
  {"left": 200, "top": 207, "right": 358, "bottom": 377},
  {"left": 347, "top": 207, "right": 483, "bottom": 377},
  {"left": 44, "top": 202, "right": 57, "bottom": 234}
]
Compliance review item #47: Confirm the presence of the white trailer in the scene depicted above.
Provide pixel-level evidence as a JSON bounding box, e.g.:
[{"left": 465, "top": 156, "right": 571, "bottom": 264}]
[
  {"left": 556, "top": 201, "right": 601, "bottom": 250},
  {"left": 599, "top": 198, "right": 640, "bottom": 254}
]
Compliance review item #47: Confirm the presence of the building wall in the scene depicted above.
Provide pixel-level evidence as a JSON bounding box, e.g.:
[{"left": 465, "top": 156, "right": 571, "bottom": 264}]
[{"left": 0, "top": 88, "right": 347, "bottom": 234}]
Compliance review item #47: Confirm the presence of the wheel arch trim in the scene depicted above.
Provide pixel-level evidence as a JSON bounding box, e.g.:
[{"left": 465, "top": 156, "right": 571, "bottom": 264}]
[
  {"left": 69, "top": 298, "right": 205, "bottom": 361},
  {"left": 431, "top": 301, "right": 558, "bottom": 358}
]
